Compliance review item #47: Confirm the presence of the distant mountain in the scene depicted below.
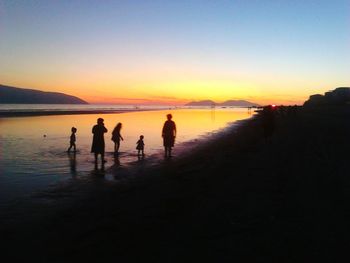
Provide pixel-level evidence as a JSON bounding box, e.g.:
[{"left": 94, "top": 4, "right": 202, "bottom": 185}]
[
  {"left": 0, "top": 84, "right": 88, "bottom": 104},
  {"left": 185, "top": 99, "right": 259, "bottom": 107},
  {"left": 219, "top": 100, "right": 260, "bottom": 107},
  {"left": 185, "top": 100, "right": 216, "bottom": 106}
]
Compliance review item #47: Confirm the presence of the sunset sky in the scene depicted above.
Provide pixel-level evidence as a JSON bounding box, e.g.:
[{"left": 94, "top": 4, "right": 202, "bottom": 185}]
[{"left": 0, "top": 0, "right": 349, "bottom": 105}]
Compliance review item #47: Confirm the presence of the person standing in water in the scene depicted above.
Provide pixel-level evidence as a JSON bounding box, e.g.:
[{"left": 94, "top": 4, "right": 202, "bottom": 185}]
[
  {"left": 91, "top": 118, "right": 108, "bottom": 164},
  {"left": 162, "top": 114, "right": 176, "bottom": 157},
  {"left": 111, "top": 122, "right": 124, "bottom": 154},
  {"left": 67, "top": 127, "right": 77, "bottom": 152},
  {"left": 136, "top": 135, "right": 145, "bottom": 156}
]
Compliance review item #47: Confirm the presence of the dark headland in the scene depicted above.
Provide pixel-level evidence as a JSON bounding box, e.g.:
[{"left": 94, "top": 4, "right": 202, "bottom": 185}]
[
  {"left": 2, "top": 87, "right": 350, "bottom": 262},
  {"left": 0, "top": 84, "right": 88, "bottom": 104},
  {"left": 186, "top": 99, "right": 260, "bottom": 107}
]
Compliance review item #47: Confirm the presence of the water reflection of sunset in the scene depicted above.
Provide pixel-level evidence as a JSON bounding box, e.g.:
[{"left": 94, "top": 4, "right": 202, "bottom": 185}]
[
  {"left": 0, "top": 108, "right": 252, "bottom": 203},
  {"left": 1, "top": 109, "right": 252, "bottom": 154}
]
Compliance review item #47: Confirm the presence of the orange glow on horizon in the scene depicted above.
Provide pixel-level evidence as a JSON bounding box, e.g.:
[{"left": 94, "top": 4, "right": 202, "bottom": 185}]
[{"left": 1, "top": 78, "right": 313, "bottom": 106}]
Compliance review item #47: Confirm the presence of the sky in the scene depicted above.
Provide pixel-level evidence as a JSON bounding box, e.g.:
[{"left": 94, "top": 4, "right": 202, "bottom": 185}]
[{"left": 0, "top": 0, "right": 349, "bottom": 105}]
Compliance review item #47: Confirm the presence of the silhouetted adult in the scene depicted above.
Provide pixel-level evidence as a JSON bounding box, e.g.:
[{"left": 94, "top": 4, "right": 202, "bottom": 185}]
[
  {"left": 162, "top": 113, "right": 176, "bottom": 157},
  {"left": 111, "top": 122, "right": 124, "bottom": 154},
  {"left": 91, "top": 118, "right": 108, "bottom": 164}
]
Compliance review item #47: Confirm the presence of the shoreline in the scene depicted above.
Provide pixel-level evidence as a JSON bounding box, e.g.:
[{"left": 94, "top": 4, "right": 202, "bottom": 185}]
[
  {"left": 0, "top": 105, "right": 254, "bottom": 118},
  {"left": 2, "top": 106, "right": 350, "bottom": 261},
  {"left": 0, "top": 108, "right": 156, "bottom": 117}
]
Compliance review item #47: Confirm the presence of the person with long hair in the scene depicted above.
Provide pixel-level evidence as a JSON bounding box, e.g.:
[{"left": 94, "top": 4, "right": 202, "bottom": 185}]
[{"left": 111, "top": 122, "right": 124, "bottom": 154}]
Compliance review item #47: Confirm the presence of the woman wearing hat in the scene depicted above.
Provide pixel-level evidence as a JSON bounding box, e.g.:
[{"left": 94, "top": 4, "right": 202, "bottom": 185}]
[{"left": 91, "top": 118, "right": 108, "bottom": 164}]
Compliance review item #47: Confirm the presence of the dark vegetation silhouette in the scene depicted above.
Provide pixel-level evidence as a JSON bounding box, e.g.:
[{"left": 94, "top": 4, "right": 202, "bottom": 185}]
[
  {"left": 304, "top": 87, "right": 350, "bottom": 107},
  {"left": 162, "top": 113, "right": 176, "bottom": 157}
]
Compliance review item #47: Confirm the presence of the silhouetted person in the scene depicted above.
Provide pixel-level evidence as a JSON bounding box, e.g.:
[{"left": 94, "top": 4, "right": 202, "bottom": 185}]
[
  {"left": 91, "top": 118, "right": 108, "bottom": 164},
  {"left": 262, "top": 105, "right": 275, "bottom": 142},
  {"left": 111, "top": 122, "right": 124, "bottom": 154},
  {"left": 136, "top": 135, "right": 145, "bottom": 156},
  {"left": 67, "top": 127, "right": 77, "bottom": 152},
  {"left": 162, "top": 113, "right": 176, "bottom": 157}
]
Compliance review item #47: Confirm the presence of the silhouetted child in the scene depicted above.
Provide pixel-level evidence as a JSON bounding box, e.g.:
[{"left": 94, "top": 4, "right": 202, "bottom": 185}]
[
  {"left": 136, "top": 135, "right": 145, "bottom": 156},
  {"left": 67, "top": 127, "right": 77, "bottom": 152}
]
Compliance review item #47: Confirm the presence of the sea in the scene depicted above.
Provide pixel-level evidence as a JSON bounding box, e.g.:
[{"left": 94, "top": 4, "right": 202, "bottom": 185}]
[{"left": 0, "top": 104, "right": 253, "bottom": 209}]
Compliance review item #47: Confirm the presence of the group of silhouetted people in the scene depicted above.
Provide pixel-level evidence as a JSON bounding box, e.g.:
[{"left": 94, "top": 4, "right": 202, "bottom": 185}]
[{"left": 67, "top": 113, "right": 177, "bottom": 164}]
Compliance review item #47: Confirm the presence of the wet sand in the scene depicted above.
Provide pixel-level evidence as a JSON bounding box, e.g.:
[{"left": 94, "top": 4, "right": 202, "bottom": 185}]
[{"left": 2, "top": 105, "right": 350, "bottom": 262}]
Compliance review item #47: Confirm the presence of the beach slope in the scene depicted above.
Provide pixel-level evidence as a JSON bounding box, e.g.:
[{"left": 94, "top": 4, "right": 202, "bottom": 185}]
[{"left": 3, "top": 105, "right": 350, "bottom": 262}]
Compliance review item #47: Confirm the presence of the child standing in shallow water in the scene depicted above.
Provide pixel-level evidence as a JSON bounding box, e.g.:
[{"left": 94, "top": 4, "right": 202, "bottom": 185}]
[
  {"left": 136, "top": 135, "right": 145, "bottom": 156},
  {"left": 67, "top": 127, "right": 77, "bottom": 152}
]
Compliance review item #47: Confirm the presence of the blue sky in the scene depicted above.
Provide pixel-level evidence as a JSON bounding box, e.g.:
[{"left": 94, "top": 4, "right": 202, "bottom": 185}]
[{"left": 0, "top": 0, "right": 349, "bottom": 104}]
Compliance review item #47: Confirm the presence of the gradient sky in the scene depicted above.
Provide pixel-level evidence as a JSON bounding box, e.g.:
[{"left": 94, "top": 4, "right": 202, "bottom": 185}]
[{"left": 0, "top": 0, "right": 349, "bottom": 105}]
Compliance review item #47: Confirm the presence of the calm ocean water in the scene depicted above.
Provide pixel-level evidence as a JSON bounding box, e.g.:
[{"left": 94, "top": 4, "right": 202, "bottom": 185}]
[
  {"left": 0, "top": 103, "right": 175, "bottom": 113},
  {"left": 0, "top": 105, "right": 253, "bottom": 207}
]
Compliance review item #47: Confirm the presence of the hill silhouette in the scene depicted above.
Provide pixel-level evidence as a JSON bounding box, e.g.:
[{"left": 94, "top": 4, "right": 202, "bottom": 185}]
[
  {"left": 185, "top": 99, "right": 259, "bottom": 107},
  {"left": 185, "top": 100, "right": 216, "bottom": 106},
  {"left": 304, "top": 87, "right": 350, "bottom": 107},
  {"left": 219, "top": 100, "right": 260, "bottom": 107},
  {"left": 0, "top": 84, "right": 88, "bottom": 104}
]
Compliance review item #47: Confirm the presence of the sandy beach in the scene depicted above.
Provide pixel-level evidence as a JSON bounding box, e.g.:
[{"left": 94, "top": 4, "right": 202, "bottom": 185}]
[
  {"left": 1, "top": 1, "right": 348, "bottom": 261},
  {"left": 2, "top": 105, "right": 350, "bottom": 262}
]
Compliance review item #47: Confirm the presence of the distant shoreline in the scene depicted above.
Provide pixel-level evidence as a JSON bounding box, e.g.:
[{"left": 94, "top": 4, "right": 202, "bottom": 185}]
[
  {"left": 0, "top": 106, "right": 254, "bottom": 117},
  {"left": 0, "top": 109, "right": 154, "bottom": 117}
]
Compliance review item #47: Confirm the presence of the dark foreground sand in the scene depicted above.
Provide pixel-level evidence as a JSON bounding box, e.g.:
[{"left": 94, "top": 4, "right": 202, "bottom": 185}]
[{"left": 2, "top": 105, "right": 350, "bottom": 262}]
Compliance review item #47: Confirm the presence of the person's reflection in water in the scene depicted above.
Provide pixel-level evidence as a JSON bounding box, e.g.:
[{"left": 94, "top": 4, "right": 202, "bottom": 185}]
[
  {"left": 138, "top": 154, "right": 145, "bottom": 161},
  {"left": 109, "top": 155, "right": 121, "bottom": 178},
  {"left": 93, "top": 161, "right": 105, "bottom": 177},
  {"left": 114, "top": 155, "right": 120, "bottom": 166},
  {"left": 67, "top": 152, "right": 77, "bottom": 176}
]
